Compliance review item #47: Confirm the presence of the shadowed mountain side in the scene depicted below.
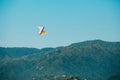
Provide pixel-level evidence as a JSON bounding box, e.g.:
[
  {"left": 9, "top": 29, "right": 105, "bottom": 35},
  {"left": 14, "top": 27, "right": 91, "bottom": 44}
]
[
  {"left": 0, "top": 47, "right": 54, "bottom": 58},
  {"left": 0, "top": 40, "right": 120, "bottom": 80}
]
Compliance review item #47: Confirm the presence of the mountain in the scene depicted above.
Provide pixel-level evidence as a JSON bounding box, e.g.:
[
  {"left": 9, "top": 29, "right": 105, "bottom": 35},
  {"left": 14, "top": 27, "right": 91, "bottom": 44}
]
[
  {"left": 0, "top": 40, "right": 120, "bottom": 80},
  {"left": 0, "top": 47, "right": 54, "bottom": 58}
]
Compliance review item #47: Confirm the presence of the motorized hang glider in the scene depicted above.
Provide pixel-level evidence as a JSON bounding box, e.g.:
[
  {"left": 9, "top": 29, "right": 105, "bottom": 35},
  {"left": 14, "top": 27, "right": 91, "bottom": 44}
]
[{"left": 38, "top": 26, "right": 46, "bottom": 35}]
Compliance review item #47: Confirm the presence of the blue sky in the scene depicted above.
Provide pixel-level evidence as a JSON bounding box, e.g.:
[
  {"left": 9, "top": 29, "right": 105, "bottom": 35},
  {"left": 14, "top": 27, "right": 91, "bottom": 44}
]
[{"left": 0, "top": 0, "right": 120, "bottom": 48}]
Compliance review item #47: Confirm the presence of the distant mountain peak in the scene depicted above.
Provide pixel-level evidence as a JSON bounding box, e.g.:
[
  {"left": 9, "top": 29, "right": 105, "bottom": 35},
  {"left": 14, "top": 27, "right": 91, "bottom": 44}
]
[{"left": 69, "top": 39, "right": 120, "bottom": 48}]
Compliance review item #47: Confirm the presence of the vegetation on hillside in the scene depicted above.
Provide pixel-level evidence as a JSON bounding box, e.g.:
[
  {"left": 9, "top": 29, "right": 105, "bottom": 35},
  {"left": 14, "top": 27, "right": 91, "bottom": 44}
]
[{"left": 0, "top": 40, "right": 120, "bottom": 80}]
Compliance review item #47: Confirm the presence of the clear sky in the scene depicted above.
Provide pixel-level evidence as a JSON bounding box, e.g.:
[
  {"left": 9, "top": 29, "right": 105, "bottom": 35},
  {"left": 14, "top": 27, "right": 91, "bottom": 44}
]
[{"left": 0, "top": 0, "right": 120, "bottom": 48}]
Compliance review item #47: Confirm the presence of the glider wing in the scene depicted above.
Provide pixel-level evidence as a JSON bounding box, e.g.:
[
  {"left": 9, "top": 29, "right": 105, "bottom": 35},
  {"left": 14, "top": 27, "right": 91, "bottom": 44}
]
[{"left": 38, "top": 26, "right": 46, "bottom": 35}]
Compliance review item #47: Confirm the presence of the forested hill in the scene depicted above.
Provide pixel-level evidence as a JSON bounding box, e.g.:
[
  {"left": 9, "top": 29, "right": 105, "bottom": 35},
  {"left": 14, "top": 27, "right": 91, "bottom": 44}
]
[
  {"left": 0, "top": 47, "right": 54, "bottom": 58},
  {"left": 0, "top": 40, "right": 120, "bottom": 80}
]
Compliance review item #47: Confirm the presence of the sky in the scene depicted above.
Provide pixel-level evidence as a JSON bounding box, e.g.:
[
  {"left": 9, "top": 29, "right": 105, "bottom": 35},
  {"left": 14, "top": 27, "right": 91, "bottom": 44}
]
[{"left": 0, "top": 0, "right": 120, "bottom": 48}]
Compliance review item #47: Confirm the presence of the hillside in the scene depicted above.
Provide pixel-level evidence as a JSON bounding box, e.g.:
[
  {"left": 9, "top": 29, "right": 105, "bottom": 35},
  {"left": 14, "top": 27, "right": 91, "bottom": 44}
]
[{"left": 0, "top": 40, "right": 120, "bottom": 80}]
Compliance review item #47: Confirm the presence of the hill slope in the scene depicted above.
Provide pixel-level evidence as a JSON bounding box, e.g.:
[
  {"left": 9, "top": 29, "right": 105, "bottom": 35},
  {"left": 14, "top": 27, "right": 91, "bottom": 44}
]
[{"left": 0, "top": 40, "right": 120, "bottom": 80}]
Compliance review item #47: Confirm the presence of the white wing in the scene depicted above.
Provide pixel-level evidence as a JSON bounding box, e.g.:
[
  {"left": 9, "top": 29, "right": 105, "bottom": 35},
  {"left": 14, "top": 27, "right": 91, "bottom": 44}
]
[{"left": 38, "top": 26, "right": 44, "bottom": 34}]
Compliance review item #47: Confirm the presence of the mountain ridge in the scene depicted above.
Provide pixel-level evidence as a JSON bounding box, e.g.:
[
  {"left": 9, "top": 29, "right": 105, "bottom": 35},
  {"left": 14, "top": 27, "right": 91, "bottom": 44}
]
[{"left": 0, "top": 40, "right": 120, "bottom": 80}]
